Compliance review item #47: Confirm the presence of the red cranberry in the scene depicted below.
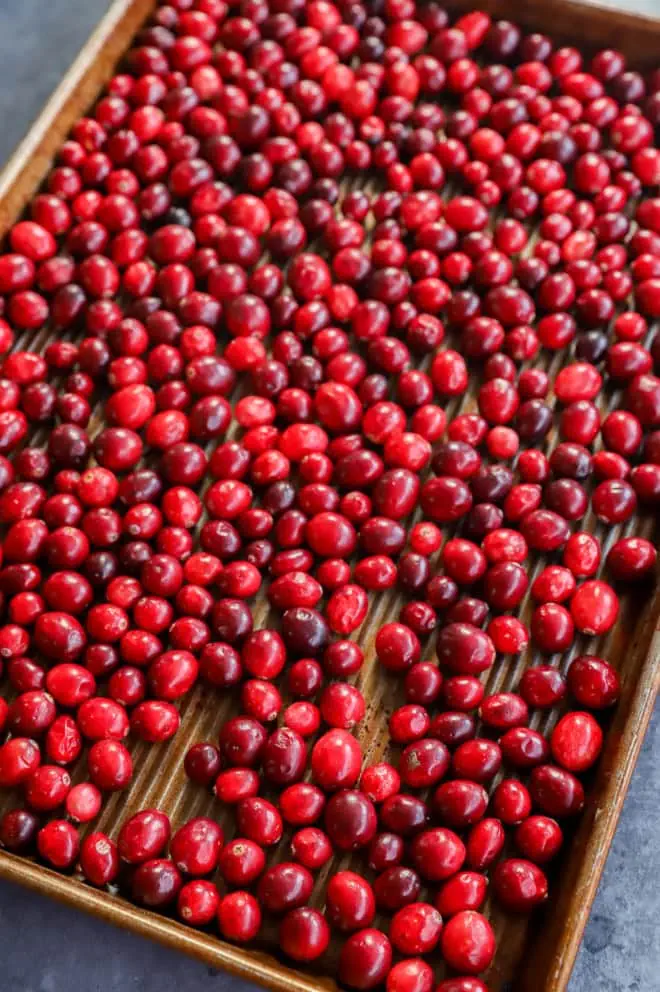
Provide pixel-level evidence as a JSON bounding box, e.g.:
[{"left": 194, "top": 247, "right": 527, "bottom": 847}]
[
  {"left": 280, "top": 907, "right": 330, "bottom": 962},
  {"left": 217, "top": 891, "right": 261, "bottom": 943},
  {"left": 118, "top": 810, "right": 171, "bottom": 864},
  {"left": 529, "top": 764, "right": 585, "bottom": 817},
  {"left": 440, "top": 911, "right": 495, "bottom": 974},
  {"left": 80, "top": 832, "right": 120, "bottom": 886},
  {"left": 170, "top": 817, "right": 224, "bottom": 875},
  {"left": 390, "top": 902, "right": 443, "bottom": 956},
  {"left": 327, "top": 871, "right": 376, "bottom": 931},
  {"left": 436, "top": 871, "right": 488, "bottom": 917},
  {"left": 386, "top": 960, "right": 434, "bottom": 992},
  {"left": 465, "top": 818, "right": 505, "bottom": 871},
  {"left": 551, "top": 711, "right": 603, "bottom": 771},
  {"left": 311, "top": 729, "right": 362, "bottom": 790},
  {"left": 257, "top": 862, "right": 313, "bottom": 913},
  {"left": 37, "top": 820, "right": 80, "bottom": 870},
  {"left": 410, "top": 828, "right": 466, "bottom": 881},
  {"left": 492, "top": 858, "right": 548, "bottom": 912},
  {"left": 437, "top": 624, "right": 495, "bottom": 675},
  {"left": 339, "top": 930, "right": 393, "bottom": 990},
  {"left": 570, "top": 580, "right": 619, "bottom": 635},
  {"left": 325, "top": 789, "right": 377, "bottom": 850},
  {"left": 567, "top": 655, "right": 620, "bottom": 709},
  {"left": 515, "top": 816, "right": 564, "bottom": 864}
]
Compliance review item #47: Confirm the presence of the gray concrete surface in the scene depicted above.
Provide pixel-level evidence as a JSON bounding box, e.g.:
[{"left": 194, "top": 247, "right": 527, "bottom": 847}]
[{"left": 0, "top": 2, "right": 657, "bottom": 990}]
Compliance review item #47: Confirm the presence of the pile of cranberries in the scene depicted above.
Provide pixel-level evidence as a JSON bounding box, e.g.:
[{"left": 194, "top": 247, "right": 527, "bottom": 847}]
[{"left": 0, "top": 0, "right": 658, "bottom": 988}]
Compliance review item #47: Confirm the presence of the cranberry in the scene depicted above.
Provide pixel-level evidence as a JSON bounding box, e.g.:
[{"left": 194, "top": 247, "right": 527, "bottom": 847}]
[
  {"left": 386, "top": 960, "right": 434, "bottom": 992},
  {"left": 437, "top": 624, "right": 495, "bottom": 675},
  {"left": 64, "top": 782, "right": 101, "bottom": 823},
  {"left": 325, "top": 789, "right": 377, "bottom": 850},
  {"left": 531, "top": 603, "right": 575, "bottom": 653},
  {"left": 410, "top": 828, "right": 465, "bottom": 881},
  {"left": 88, "top": 740, "right": 133, "bottom": 790},
  {"left": 170, "top": 818, "right": 224, "bottom": 875},
  {"left": 492, "top": 858, "right": 549, "bottom": 912},
  {"left": 217, "top": 891, "right": 261, "bottom": 943},
  {"left": 529, "top": 764, "right": 585, "bottom": 817},
  {"left": 257, "top": 862, "right": 313, "bottom": 913},
  {"left": 311, "top": 729, "right": 362, "bottom": 790},
  {"left": 339, "top": 930, "right": 392, "bottom": 990},
  {"left": 118, "top": 810, "right": 171, "bottom": 864},
  {"left": 37, "top": 820, "right": 80, "bottom": 870},
  {"left": 376, "top": 623, "right": 421, "bottom": 672},
  {"left": 436, "top": 872, "right": 488, "bottom": 917},
  {"left": 551, "top": 711, "right": 603, "bottom": 771},
  {"left": 69, "top": 824, "right": 114, "bottom": 885},
  {"left": 327, "top": 871, "right": 376, "bottom": 931},
  {"left": 515, "top": 816, "right": 564, "bottom": 864},
  {"left": 567, "top": 655, "right": 620, "bottom": 709},
  {"left": 0, "top": 809, "right": 39, "bottom": 852},
  {"left": 465, "top": 818, "right": 505, "bottom": 871},
  {"left": 237, "top": 797, "right": 283, "bottom": 846},
  {"left": 390, "top": 902, "right": 443, "bottom": 956},
  {"left": 453, "top": 740, "right": 501, "bottom": 783},
  {"left": 132, "top": 859, "right": 182, "bottom": 908},
  {"left": 607, "top": 537, "right": 657, "bottom": 580},
  {"left": 570, "top": 579, "right": 619, "bottom": 634},
  {"left": 219, "top": 839, "right": 265, "bottom": 886},
  {"left": 290, "top": 826, "right": 332, "bottom": 870},
  {"left": 280, "top": 907, "right": 330, "bottom": 962},
  {"left": 177, "top": 880, "right": 220, "bottom": 927},
  {"left": 440, "top": 911, "right": 495, "bottom": 974}
]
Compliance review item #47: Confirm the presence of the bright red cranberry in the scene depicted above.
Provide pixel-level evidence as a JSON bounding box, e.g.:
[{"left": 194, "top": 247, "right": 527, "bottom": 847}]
[
  {"left": 465, "top": 818, "right": 505, "bottom": 871},
  {"left": 453, "top": 739, "right": 501, "bottom": 783},
  {"left": 390, "top": 902, "right": 443, "bottom": 956},
  {"left": 567, "top": 655, "right": 620, "bottom": 709},
  {"left": 80, "top": 832, "right": 120, "bottom": 886},
  {"left": 177, "top": 880, "right": 220, "bottom": 927},
  {"left": 88, "top": 739, "right": 132, "bottom": 790},
  {"left": 551, "top": 711, "right": 603, "bottom": 771},
  {"left": 515, "top": 815, "right": 564, "bottom": 864},
  {"left": 327, "top": 871, "right": 376, "bottom": 931},
  {"left": 170, "top": 817, "right": 224, "bottom": 876},
  {"left": 217, "top": 890, "right": 261, "bottom": 943},
  {"left": 440, "top": 911, "right": 495, "bottom": 974},
  {"left": 311, "top": 729, "right": 362, "bottom": 790},
  {"left": 570, "top": 579, "right": 619, "bottom": 634},
  {"left": 410, "top": 828, "right": 466, "bottom": 881},
  {"left": 236, "top": 797, "right": 283, "bottom": 846},
  {"left": 436, "top": 871, "right": 488, "bottom": 917},
  {"left": 386, "top": 959, "right": 434, "bottom": 992},
  {"left": 118, "top": 810, "right": 170, "bottom": 864},
  {"left": 290, "top": 826, "right": 332, "bottom": 870},
  {"left": 37, "top": 820, "right": 80, "bottom": 870}
]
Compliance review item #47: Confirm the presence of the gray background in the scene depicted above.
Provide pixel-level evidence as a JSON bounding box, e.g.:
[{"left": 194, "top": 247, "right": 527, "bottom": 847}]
[{"left": 0, "top": 2, "right": 658, "bottom": 990}]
